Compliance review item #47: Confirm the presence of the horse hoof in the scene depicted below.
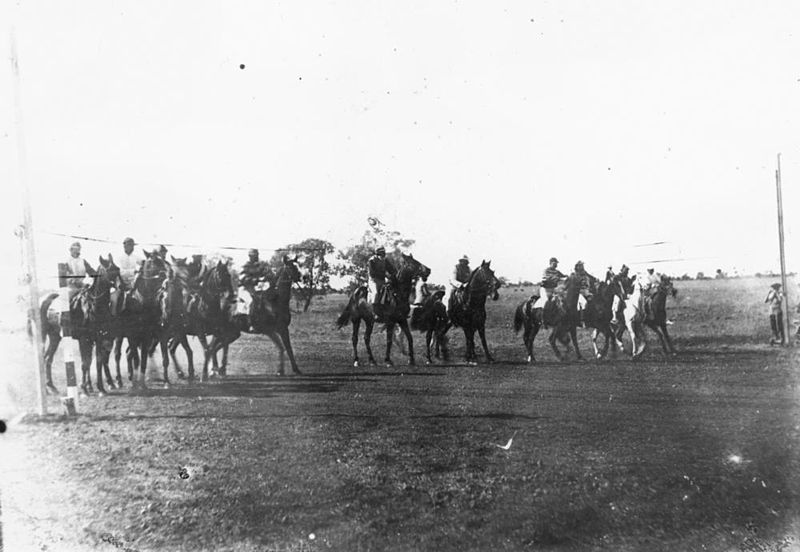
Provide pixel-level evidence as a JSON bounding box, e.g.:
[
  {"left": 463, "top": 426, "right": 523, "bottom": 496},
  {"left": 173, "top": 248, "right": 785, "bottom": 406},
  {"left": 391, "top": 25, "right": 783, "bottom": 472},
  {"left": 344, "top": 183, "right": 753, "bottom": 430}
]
[
  {"left": 408, "top": 360, "right": 416, "bottom": 367},
  {"left": 425, "top": 359, "right": 432, "bottom": 366},
  {"left": 163, "top": 381, "right": 171, "bottom": 389},
  {"left": 353, "top": 360, "right": 360, "bottom": 368},
  {"left": 177, "top": 372, "right": 187, "bottom": 380},
  {"left": 97, "top": 390, "right": 106, "bottom": 398},
  {"left": 385, "top": 361, "right": 394, "bottom": 368},
  {"left": 526, "top": 355, "right": 532, "bottom": 364}
]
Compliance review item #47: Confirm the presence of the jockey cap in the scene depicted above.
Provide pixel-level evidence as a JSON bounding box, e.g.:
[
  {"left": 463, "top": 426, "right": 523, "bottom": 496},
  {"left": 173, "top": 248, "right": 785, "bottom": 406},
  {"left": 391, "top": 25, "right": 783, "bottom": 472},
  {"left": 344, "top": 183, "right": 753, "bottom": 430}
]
[
  {"left": 549, "top": 257, "right": 558, "bottom": 264},
  {"left": 460, "top": 254, "right": 469, "bottom": 262},
  {"left": 376, "top": 246, "right": 386, "bottom": 255},
  {"left": 248, "top": 248, "right": 259, "bottom": 256},
  {"left": 771, "top": 283, "right": 782, "bottom": 290}
]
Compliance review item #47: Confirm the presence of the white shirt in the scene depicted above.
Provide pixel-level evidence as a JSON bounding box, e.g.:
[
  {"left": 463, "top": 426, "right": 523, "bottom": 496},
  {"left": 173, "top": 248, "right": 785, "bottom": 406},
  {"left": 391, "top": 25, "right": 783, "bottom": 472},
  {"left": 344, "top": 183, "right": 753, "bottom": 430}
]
[{"left": 118, "top": 250, "right": 144, "bottom": 287}]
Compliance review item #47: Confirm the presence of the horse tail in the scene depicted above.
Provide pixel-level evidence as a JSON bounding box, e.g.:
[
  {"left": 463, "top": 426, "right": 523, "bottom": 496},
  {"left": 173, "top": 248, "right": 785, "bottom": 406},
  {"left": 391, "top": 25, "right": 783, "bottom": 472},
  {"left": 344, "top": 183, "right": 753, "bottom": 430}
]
[
  {"left": 513, "top": 301, "right": 527, "bottom": 334},
  {"left": 336, "top": 289, "right": 362, "bottom": 329}
]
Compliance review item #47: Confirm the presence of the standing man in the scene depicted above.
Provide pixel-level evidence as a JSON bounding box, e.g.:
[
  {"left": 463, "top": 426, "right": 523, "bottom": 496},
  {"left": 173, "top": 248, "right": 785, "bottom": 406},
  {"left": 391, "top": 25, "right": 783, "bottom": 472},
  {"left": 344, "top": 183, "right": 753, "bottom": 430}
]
[
  {"left": 367, "top": 246, "right": 396, "bottom": 318},
  {"left": 444, "top": 254, "right": 471, "bottom": 308},
  {"left": 765, "top": 283, "right": 785, "bottom": 345},
  {"left": 118, "top": 237, "right": 143, "bottom": 290},
  {"left": 533, "top": 257, "right": 566, "bottom": 310}
]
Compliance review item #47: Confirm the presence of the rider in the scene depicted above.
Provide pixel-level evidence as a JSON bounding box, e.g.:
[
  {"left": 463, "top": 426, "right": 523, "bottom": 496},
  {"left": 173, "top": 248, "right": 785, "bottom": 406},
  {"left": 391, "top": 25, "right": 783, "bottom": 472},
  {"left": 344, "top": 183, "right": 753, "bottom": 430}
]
[
  {"left": 238, "top": 248, "right": 272, "bottom": 315},
  {"left": 63, "top": 241, "right": 98, "bottom": 306},
  {"left": 186, "top": 254, "right": 208, "bottom": 290},
  {"left": 444, "top": 254, "right": 471, "bottom": 308},
  {"left": 532, "top": 257, "right": 566, "bottom": 310},
  {"left": 118, "top": 237, "right": 143, "bottom": 290},
  {"left": 610, "top": 264, "right": 633, "bottom": 328},
  {"left": 572, "top": 261, "right": 598, "bottom": 325},
  {"left": 368, "top": 246, "right": 396, "bottom": 317}
]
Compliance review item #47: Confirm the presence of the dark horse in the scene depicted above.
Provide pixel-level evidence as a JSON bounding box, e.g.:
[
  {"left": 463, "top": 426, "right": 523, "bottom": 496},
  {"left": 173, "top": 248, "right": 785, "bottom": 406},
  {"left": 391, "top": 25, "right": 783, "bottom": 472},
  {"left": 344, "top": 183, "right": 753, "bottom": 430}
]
[
  {"left": 513, "top": 278, "right": 619, "bottom": 363},
  {"left": 448, "top": 260, "right": 501, "bottom": 364},
  {"left": 38, "top": 292, "right": 64, "bottom": 394},
  {"left": 337, "top": 253, "right": 431, "bottom": 367},
  {"left": 229, "top": 255, "right": 303, "bottom": 376},
  {"left": 193, "top": 260, "right": 241, "bottom": 380},
  {"left": 118, "top": 251, "right": 167, "bottom": 390},
  {"left": 38, "top": 256, "right": 121, "bottom": 394},
  {"left": 410, "top": 290, "right": 451, "bottom": 364}
]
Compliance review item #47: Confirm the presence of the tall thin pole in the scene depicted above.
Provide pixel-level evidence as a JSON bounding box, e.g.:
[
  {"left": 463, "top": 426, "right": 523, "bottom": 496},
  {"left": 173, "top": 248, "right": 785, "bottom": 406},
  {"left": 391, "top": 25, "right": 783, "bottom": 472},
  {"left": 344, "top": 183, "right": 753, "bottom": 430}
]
[
  {"left": 11, "top": 30, "right": 48, "bottom": 414},
  {"left": 775, "top": 153, "right": 791, "bottom": 345}
]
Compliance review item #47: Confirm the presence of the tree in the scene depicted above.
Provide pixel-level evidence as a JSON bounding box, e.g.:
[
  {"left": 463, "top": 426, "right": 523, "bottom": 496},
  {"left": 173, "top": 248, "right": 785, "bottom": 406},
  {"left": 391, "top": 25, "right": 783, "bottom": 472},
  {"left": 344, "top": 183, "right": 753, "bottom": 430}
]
[
  {"left": 335, "top": 223, "right": 415, "bottom": 292},
  {"left": 269, "top": 238, "right": 336, "bottom": 312}
]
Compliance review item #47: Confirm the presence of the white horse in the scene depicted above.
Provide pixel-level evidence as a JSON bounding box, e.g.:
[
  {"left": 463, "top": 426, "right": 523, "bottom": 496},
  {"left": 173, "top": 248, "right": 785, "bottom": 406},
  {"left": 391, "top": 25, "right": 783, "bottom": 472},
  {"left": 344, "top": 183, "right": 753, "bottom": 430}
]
[{"left": 620, "top": 277, "right": 648, "bottom": 358}]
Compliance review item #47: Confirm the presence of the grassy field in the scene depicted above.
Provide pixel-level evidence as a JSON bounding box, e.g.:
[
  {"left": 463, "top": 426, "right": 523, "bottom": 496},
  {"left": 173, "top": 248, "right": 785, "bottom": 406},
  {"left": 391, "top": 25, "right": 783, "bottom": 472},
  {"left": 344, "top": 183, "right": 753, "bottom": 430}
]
[{"left": 2, "top": 277, "right": 799, "bottom": 551}]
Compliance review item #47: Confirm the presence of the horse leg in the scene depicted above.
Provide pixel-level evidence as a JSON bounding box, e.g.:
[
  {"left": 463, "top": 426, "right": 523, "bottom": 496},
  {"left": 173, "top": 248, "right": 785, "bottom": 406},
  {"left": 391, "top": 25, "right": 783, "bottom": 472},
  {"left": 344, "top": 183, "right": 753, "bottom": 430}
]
[
  {"left": 661, "top": 323, "right": 676, "bottom": 356},
  {"left": 385, "top": 322, "right": 395, "bottom": 367},
  {"left": 464, "top": 327, "right": 476, "bottom": 364},
  {"left": 160, "top": 333, "right": 171, "bottom": 386},
  {"left": 169, "top": 336, "right": 187, "bottom": 379},
  {"left": 364, "top": 319, "right": 378, "bottom": 366},
  {"left": 527, "top": 320, "right": 541, "bottom": 364},
  {"left": 44, "top": 332, "right": 61, "bottom": 393},
  {"left": 138, "top": 337, "right": 150, "bottom": 389},
  {"left": 100, "top": 337, "right": 114, "bottom": 391},
  {"left": 399, "top": 321, "right": 415, "bottom": 366},
  {"left": 570, "top": 326, "right": 583, "bottom": 361},
  {"left": 549, "top": 328, "right": 563, "bottom": 361},
  {"left": 198, "top": 333, "right": 216, "bottom": 382},
  {"left": 80, "top": 338, "right": 94, "bottom": 394},
  {"left": 266, "top": 331, "right": 285, "bottom": 375},
  {"left": 278, "top": 326, "right": 301, "bottom": 375},
  {"left": 478, "top": 326, "right": 493, "bottom": 363},
  {"left": 424, "top": 329, "right": 433, "bottom": 364},
  {"left": 351, "top": 319, "right": 361, "bottom": 367},
  {"left": 113, "top": 336, "right": 124, "bottom": 387},
  {"left": 220, "top": 340, "right": 230, "bottom": 376}
]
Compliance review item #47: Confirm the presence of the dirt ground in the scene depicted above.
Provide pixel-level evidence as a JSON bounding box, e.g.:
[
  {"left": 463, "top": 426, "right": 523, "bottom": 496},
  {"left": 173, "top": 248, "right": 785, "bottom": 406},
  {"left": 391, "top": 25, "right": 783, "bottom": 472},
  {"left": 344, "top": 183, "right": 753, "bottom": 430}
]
[{"left": 2, "top": 277, "right": 799, "bottom": 551}]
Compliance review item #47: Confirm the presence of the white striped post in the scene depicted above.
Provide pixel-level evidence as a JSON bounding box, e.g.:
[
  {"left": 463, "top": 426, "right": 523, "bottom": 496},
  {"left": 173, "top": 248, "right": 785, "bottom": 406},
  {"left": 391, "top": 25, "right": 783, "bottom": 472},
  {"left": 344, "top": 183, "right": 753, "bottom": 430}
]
[{"left": 58, "top": 263, "right": 78, "bottom": 415}]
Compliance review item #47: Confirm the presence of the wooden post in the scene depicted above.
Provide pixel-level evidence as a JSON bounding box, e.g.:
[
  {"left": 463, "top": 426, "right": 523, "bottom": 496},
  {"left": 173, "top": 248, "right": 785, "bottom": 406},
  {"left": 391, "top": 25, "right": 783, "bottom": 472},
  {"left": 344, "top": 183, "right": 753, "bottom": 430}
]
[
  {"left": 775, "top": 154, "right": 791, "bottom": 345},
  {"left": 11, "top": 30, "right": 48, "bottom": 415},
  {"left": 58, "top": 263, "right": 78, "bottom": 415}
]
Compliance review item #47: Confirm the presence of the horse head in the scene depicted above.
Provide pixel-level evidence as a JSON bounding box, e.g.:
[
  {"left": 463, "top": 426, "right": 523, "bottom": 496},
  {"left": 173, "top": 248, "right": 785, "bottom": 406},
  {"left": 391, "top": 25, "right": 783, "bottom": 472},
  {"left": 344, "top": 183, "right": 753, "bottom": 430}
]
[
  {"left": 468, "top": 260, "right": 500, "bottom": 301},
  {"left": 397, "top": 253, "right": 431, "bottom": 286},
  {"left": 659, "top": 275, "right": 677, "bottom": 298},
  {"left": 97, "top": 254, "right": 122, "bottom": 289},
  {"left": 278, "top": 255, "right": 303, "bottom": 286}
]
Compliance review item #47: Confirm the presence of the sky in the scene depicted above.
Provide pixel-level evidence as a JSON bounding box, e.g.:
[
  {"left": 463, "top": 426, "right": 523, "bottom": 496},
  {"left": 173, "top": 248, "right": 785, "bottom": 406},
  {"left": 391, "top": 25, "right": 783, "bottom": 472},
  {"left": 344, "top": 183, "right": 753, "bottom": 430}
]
[{"left": 1, "top": 1, "right": 799, "bottom": 295}]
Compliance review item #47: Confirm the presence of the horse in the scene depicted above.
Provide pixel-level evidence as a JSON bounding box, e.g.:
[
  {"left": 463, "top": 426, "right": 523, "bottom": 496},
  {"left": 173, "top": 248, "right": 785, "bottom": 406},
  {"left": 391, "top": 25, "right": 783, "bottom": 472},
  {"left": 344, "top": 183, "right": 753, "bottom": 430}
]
[
  {"left": 512, "top": 275, "right": 592, "bottom": 363},
  {"left": 621, "top": 275, "right": 677, "bottom": 358},
  {"left": 448, "top": 260, "right": 501, "bottom": 364},
  {"left": 38, "top": 292, "right": 63, "bottom": 394},
  {"left": 337, "top": 253, "right": 431, "bottom": 367},
  {"left": 152, "top": 257, "right": 199, "bottom": 384},
  {"left": 193, "top": 260, "right": 241, "bottom": 380},
  {"left": 580, "top": 280, "right": 621, "bottom": 359},
  {"left": 69, "top": 255, "right": 121, "bottom": 395},
  {"left": 118, "top": 251, "right": 168, "bottom": 390},
  {"left": 410, "top": 290, "right": 451, "bottom": 364},
  {"left": 227, "top": 255, "right": 303, "bottom": 376}
]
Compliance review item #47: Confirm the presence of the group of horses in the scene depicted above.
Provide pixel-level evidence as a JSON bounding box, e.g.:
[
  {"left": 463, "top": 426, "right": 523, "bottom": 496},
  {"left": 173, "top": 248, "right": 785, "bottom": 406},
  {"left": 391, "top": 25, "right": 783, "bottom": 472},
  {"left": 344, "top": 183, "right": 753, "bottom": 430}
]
[
  {"left": 38, "top": 252, "right": 302, "bottom": 395},
  {"left": 513, "top": 273, "right": 677, "bottom": 363},
  {"left": 337, "top": 255, "right": 677, "bottom": 368},
  {"left": 37, "top": 251, "right": 677, "bottom": 395}
]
